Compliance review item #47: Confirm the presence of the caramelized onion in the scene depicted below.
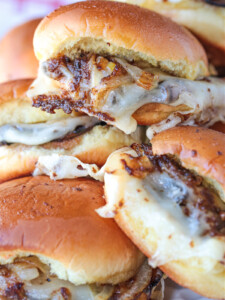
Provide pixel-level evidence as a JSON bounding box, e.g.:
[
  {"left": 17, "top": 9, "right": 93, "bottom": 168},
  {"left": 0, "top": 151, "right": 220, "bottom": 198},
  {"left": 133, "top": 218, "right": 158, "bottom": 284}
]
[
  {"left": 0, "top": 256, "right": 114, "bottom": 300},
  {"left": 0, "top": 257, "right": 163, "bottom": 300},
  {"left": 111, "top": 261, "right": 163, "bottom": 300},
  {"left": 16, "top": 256, "right": 50, "bottom": 275},
  {"left": 115, "top": 58, "right": 158, "bottom": 90},
  {"left": 92, "top": 74, "right": 131, "bottom": 108},
  {"left": 9, "top": 264, "right": 39, "bottom": 281},
  {"left": 25, "top": 278, "right": 96, "bottom": 300}
]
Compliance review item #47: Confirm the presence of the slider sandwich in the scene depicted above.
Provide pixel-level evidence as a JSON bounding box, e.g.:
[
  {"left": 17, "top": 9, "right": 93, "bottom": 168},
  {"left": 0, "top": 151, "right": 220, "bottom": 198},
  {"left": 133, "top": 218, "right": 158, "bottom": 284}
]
[
  {"left": 110, "top": 0, "right": 225, "bottom": 76},
  {"left": 0, "top": 175, "right": 163, "bottom": 299},
  {"left": 97, "top": 126, "right": 225, "bottom": 299},
  {"left": 0, "top": 79, "right": 141, "bottom": 183},
  {"left": 28, "top": 1, "right": 225, "bottom": 139},
  {"left": 0, "top": 18, "right": 41, "bottom": 83}
]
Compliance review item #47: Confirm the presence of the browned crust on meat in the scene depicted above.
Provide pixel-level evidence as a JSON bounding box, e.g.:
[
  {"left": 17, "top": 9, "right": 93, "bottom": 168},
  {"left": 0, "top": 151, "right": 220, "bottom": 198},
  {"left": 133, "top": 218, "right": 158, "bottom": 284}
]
[{"left": 152, "top": 126, "right": 225, "bottom": 195}]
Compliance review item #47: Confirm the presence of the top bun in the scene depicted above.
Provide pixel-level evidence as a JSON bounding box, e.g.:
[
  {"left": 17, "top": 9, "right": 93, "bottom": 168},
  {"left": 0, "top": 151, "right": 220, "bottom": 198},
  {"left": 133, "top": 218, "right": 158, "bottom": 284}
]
[
  {"left": 34, "top": 1, "right": 208, "bottom": 79},
  {"left": 0, "top": 176, "right": 144, "bottom": 285},
  {"left": 152, "top": 126, "right": 225, "bottom": 199},
  {"left": 0, "top": 18, "right": 41, "bottom": 83}
]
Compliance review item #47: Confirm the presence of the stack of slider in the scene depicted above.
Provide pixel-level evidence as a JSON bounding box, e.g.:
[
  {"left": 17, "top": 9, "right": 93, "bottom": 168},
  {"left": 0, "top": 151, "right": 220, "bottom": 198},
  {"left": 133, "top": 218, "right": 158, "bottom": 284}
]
[{"left": 0, "top": 1, "right": 224, "bottom": 299}]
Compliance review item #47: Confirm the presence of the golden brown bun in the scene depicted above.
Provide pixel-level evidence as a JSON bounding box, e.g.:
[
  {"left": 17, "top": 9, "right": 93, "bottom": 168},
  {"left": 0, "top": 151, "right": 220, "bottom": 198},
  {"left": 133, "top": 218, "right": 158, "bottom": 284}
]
[
  {"left": 112, "top": 0, "right": 225, "bottom": 73},
  {"left": 152, "top": 126, "right": 225, "bottom": 198},
  {"left": 0, "top": 79, "right": 78, "bottom": 126},
  {"left": 34, "top": 1, "right": 208, "bottom": 79},
  {"left": 0, "top": 176, "right": 144, "bottom": 285},
  {"left": 0, "top": 19, "right": 41, "bottom": 83},
  {"left": 0, "top": 125, "right": 139, "bottom": 183},
  {"left": 210, "top": 121, "right": 225, "bottom": 134}
]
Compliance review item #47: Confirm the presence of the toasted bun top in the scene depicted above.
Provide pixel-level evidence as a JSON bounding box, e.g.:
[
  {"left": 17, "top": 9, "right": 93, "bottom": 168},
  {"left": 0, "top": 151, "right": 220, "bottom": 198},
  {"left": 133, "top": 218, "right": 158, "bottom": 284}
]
[
  {"left": 34, "top": 1, "right": 208, "bottom": 79},
  {"left": 152, "top": 126, "right": 225, "bottom": 198},
  {"left": 0, "top": 79, "right": 77, "bottom": 125},
  {"left": 0, "top": 19, "right": 41, "bottom": 83},
  {"left": 0, "top": 176, "right": 144, "bottom": 285}
]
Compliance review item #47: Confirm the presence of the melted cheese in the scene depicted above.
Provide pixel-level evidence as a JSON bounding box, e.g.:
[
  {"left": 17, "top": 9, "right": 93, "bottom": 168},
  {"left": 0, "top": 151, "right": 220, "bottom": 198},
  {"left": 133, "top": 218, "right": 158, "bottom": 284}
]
[
  {"left": 143, "top": 171, "right": 210, "bottom": 237},
  {"left": 25, "top": 280, "right": 95, "bottom": 300},
  {"left": 0, "top": 116, "right": 99, "bottom": 145},
  {"left": 33, "top": 126, "right": 143, "bottom": 180},
  {"left": 27, "top": 67, "right": 63, "bottom": 98},
  {"left": 2, "top": 265, "right": 113, "bottom": 300},
  {"left": 29, "top": 58, "right": 225, "bottom": 136},
  {"left": 33, "top": 154, "right": 105, "bottom": 181},
  {"left": 101, "top": 75, "right": 225, "bottom": 134},
  {"left": 25, "top": 280, "right": 113, "bottom": 300},
  {"left": 97, "top": 148, "right": 225, "bottom": 269},
  {"left": 146, "top": 113, "right": 182, "bottom": 140}
]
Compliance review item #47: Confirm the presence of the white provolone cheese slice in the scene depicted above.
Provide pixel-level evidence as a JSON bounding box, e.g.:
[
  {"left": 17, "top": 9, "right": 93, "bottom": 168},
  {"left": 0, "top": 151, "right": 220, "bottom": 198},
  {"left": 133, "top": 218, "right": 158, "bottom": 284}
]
[
  {"left": 0, "top": 116, "right": 99, "bottom": 145},
  {"left": 33, "top": 154, "right": 105, "bottom": 181}
]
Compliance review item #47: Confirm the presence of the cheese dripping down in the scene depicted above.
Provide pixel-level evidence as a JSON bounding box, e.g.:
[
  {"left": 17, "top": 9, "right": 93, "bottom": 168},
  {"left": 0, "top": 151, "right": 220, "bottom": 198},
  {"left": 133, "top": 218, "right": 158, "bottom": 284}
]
[{"left": 29, "top": 56, "right": 225, "bottom": 137}]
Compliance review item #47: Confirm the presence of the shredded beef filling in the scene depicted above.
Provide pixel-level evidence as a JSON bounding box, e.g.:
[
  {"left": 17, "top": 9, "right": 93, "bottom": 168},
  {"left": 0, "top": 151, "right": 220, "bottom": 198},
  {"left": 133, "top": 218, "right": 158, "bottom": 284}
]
[{"left": 130, "top": 143, "right": 225, "bottom": 237}]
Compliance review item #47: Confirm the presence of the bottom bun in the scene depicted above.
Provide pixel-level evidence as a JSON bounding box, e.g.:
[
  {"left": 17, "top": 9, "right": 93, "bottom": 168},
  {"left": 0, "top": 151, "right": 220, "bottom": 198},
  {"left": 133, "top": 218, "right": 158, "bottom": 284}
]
[{"left": 0, "top": 125, "right": 138, "bottom": 183}]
